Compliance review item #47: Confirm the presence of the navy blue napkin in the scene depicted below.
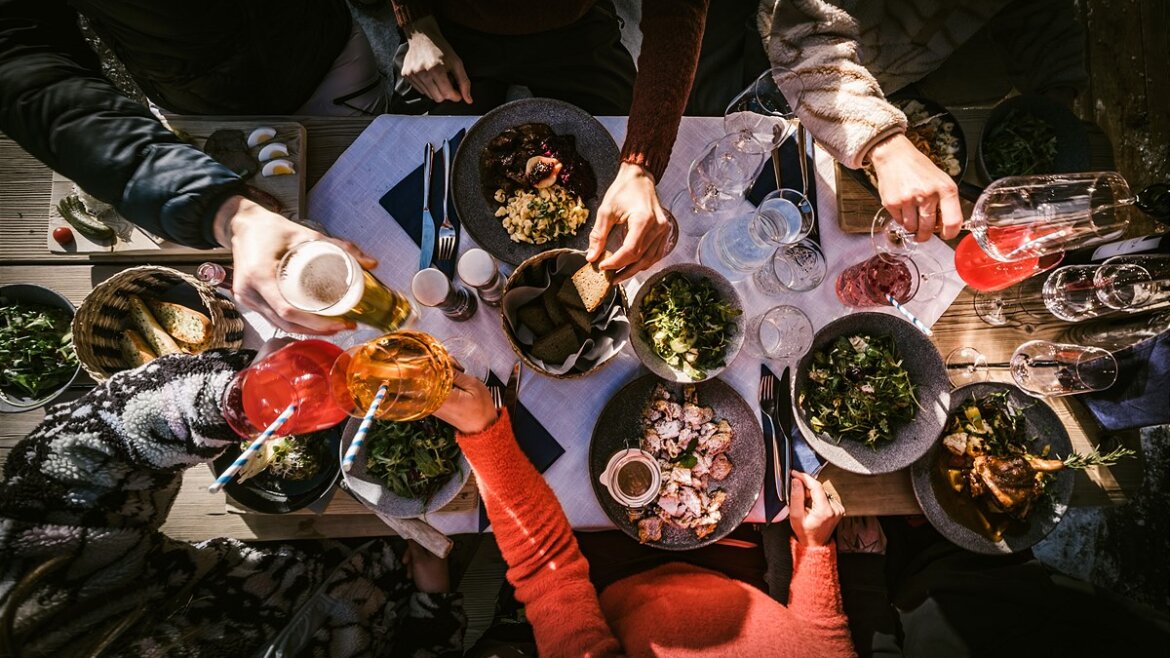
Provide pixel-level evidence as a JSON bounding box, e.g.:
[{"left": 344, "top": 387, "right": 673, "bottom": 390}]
[
  {"left": 378, "top": 129, "right": 467, "bottom": 277},
  {"left": 1080, "top": 332, "right": 1170, "bottom": 431},
  {"left": 760, "top": 363, "right": 827, "bottom": 521},
  {"left": 747, "top": 131, "right": 821, "bottom": 244},
  {"left": 478, "top": 369, "right": 566, "bottom": 531}
]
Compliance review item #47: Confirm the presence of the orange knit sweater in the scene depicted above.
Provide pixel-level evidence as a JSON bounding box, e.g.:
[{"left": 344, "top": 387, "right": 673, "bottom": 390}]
[{"left": 458, "top": 413, "right": 858, "bottom": 658}]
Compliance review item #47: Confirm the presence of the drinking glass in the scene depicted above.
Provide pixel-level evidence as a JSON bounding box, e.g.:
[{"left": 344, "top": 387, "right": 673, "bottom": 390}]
[
  {"left": 696, "top": 188, "right": 814, "bottom": 282},
  {"left": 1041, "top": 265, "right": 1116, "bottom": 322},
  {"left": 954, "top": 232, "right": 1064, "bottom": 292},
  {"left": 752, "top": 239, "right": 827, "bottom": 295},
  {"left": 745, "top": 305, "right": 813, "bottom": 361},
  {"left": 835, "top": 253, "right": 921, "bottom": 307},
  {"left": 944, "top": 341, "right": 1118, "bottom": 397},
  {"left": 277, "top": 240, "right": 415, "bottom": 331},
  {"left": 222, "top": 339, "right": 348, "bottom": 438},
  {"left": 330, "top": 330, "right": 455, "bottom": 422},
  {"left": 972, "top": 275, "right": 1050, "bottom": 329},
  {"left": 723, "top": 66, "right": 803, "bottom": 155},
  {"left": 1095, "top": 254, "right": 1170, "bottom": 311},
  {"left": 687, "top": 134, "right": 769, "bottom": 214}
]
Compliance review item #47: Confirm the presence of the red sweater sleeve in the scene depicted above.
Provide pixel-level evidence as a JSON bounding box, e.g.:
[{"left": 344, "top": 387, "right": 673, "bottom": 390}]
[
  {"left": 788, "top": 538, "right": 857, "bottom": 655},
  {"left": 620, "top": 0, "right": 708, "bottom": 180},
  {"left": 458, "top": 413, "right": 625, "bottom": 658}
]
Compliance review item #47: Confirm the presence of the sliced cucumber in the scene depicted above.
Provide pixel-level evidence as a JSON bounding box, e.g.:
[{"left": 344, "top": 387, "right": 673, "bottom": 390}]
[{"left": 57, "top": 195, "right": 115, "bottom": 240}]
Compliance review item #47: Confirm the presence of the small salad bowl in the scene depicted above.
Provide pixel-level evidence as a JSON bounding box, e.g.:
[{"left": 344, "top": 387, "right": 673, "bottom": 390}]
[{"left": 0, "top": 284, "right": 82, "bottom": 413}]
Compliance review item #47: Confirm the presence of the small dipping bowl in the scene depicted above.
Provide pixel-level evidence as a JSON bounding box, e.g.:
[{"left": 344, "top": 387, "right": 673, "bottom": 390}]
[{"left": 599, "top": 449, "right": 661, "bottom": 508}]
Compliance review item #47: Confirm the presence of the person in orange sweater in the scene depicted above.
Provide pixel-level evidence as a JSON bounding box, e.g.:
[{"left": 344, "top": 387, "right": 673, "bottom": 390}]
[{"left": 435, "top": 371, "right": 858, "bottom": 657}]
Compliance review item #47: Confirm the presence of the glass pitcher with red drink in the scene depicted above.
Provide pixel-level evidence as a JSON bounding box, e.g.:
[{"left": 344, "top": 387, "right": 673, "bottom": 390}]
[{"left": 222, "top": 339, "right": 349, "bottom": 437}]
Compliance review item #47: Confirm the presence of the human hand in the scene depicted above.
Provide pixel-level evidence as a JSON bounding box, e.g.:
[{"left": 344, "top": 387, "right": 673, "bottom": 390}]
[
  {"left": 401, "top": 16, "right": 472, "bottom": 104},
  {"left": 868, "top": 133, "right": 963, "bottom": 241},
  {"left": 587, "top": 162, "right": 674, "bottom": 283},
  {"left": 212, "top": 195, "right": 377, "bottom": 335},
  {"left": 433, "top": 370, "right": 498, "bottom": 435},
  {"left": 402, "top": 540, "right": 451, "bottom": 593},
  {"left": 789, "top": 471, "right": 845, "bottom": 548}
]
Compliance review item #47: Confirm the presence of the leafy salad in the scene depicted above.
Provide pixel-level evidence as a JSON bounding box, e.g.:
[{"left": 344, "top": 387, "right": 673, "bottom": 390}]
[
  {"left": 236, "top": 431, "right": 330, "bottom": 483},
  {"left": 640, "top": 273, "right": 740, "bottom": 381},
  {"left": 366, "top": 417, "right": 462, "bottom": 502},
  {"left": 0, "top": 302, "right": 79, "bottom": 401},
  {"left": 982, "top": 110, "right": 1058, "bottom": 178}
]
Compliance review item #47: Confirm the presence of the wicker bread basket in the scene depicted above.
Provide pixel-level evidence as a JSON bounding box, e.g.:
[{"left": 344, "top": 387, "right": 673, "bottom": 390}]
[
  {"left": 72, "top": 265, "right": 245, "bottom": 381},
  {"left": 501, "top": 248, "right": 628, "bottom": 380}
]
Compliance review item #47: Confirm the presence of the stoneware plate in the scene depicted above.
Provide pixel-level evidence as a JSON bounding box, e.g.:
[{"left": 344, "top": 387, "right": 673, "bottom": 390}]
[
  {"left": 340, "top": 416, "right": 471, "bottom": 518},
  {"left": 0, "top": 284, "right": 81, "bottom": 413},
  {"left": 451, "top": 97, "right": 620, "bottom": 265},
  {"left": 212, "top": 426, "right": 341, "bottom": 514},
  {"left": 629, "top": 264, "right": 746, "bottom": 384},
  {"left": 792, "top": 312, "right": 950, "bottom": 474},
  {"left": 911, "top": 382, "right": 1074, "bottom": 554},
  {"left": 589, "top": 373, "right": 765, "bottom": 551},
  {"left": 977, "top": 94, "right": 1091, "bottom": 182}
]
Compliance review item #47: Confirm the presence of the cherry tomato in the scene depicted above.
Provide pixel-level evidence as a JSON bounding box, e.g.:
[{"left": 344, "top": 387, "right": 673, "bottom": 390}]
[{"left": 52, "top": 226, "right": 74, "bottom": 246}]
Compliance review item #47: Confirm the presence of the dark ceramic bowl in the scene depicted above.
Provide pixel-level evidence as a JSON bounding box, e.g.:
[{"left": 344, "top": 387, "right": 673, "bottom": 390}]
[
  {"left": 977, "top": 94, "right": 1090, "bottom": 182},
  {"left": 911, "top": 382, "right": 1074, "bottom": 554},
  {"left": 889, "top": 95, "right": 968, "bottom": 182},
  {"left": 629, "top": 264, "right": 746, "bottom": 384},
  {"left": 792, "top": 312, "right": 950, "bottom": 474},
  {"left": 589, "top": 374, "right": 765, "bottom": 551},
  {"left": 451, "top": 98, "right": 620, "bottom": 265},
  {"left": 339, "top": 416, "right": 470, "bottom": 518},
  {"left": 212, "top": 426, "right": 342, "bottom": 514},
  {"left": 0, "top": 284, "right": 81, "bottom": 413}
]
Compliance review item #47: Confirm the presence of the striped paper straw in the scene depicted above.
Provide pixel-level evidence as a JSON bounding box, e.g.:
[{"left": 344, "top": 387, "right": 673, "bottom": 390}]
[
  {"left": 342, "top": 383, "right": 388, "bottom": 472},
  {"left": 886, "top": 294, "right": 934, "bottom": 337},
  {"left": 209, "top": 403, "right": 297, "bottom": 493}
]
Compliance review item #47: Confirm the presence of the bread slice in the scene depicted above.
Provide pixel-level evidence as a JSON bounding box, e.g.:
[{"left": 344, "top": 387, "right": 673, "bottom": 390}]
[
  {"left": 570, "top": 258, "right": 613, "bottom": 312},
  {"left": 530, "top": 324, "right": 580, "bottom": 365},
  {"left": 118, "top": 329, "right": 157, "bottom": 368},
  {"left": 556, "top": 278, "right": 586, "bottom": 310},
  {"left": 518, "top": 302, "right": 555, "bottom": 337},
  {"left": 128, "top": 295, "right": 181, "bottom": 356},
  {"left": 565, "top": 305, "right": 594, "bottom": 334},
  {"left": 541, "top": 286, "right": 568, "bottom": 326},
  {"left": 145, "top": 299, "right": 211, "bottom": 346}
]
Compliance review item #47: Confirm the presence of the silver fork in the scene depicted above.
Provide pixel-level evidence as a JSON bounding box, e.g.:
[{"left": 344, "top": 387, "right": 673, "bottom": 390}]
[
  {"left": 488, "top": 384, "right": 504, "bottom": 410},
  {"left": 437, "top": 139, "right": 456, "bottom": 261},
  {"left": 758, "top": 372, "right": 785, "bottom": 505}
]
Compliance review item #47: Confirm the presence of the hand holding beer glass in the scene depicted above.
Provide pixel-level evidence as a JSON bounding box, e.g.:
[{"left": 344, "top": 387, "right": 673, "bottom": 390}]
[{"left": 277, "top": 240, "right": 416, "bottom": 332}]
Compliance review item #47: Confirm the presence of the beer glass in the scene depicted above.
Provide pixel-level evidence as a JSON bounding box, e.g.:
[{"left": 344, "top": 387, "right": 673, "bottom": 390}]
[{"left": 277, "top": 240, "right": 414, "bottom": 331}]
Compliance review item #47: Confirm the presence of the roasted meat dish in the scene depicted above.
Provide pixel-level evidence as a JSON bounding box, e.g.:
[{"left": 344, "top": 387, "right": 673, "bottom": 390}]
[
  {"left": 966, "top": 454, "right": 1064, "bottom": 521},
  {"left": 628, "top": 384, "right": 733, "bottom": 543},
  {"left": 480, "top": 122, "right": 597, "bottom": 202}
]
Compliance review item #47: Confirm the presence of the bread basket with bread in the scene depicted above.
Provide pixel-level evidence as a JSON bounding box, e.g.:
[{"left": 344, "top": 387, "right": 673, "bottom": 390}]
[{"left": 73, "top": 265, "right": 245, "bottom": 381}]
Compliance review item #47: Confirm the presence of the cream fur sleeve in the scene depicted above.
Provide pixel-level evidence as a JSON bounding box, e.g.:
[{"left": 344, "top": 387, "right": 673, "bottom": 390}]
[{"left": 758, "top": 0, "right": 906, "bottom": 169}]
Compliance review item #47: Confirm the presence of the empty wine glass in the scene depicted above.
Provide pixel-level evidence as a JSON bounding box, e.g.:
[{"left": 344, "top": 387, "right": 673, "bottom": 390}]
[
  {"left": 972, "top": 275, "right": 1050, "bottom": 330},
  {"left": 724, "top": 66, "right": 803, "bottom": 155},
  {"left": 1042, "top": 265, "right": 1115, "bottom": 322},
  {"left": 745, "top": 305, "right": 814, "bottom": 361},
  {"left": 686, "top": 134, "right": 769, "bottom": 214},
  {"left": 1095, "top": 254, "right": 1170, "bottom": 311},
  {"left": 752, "top": 239, "right": 827, "bottom": 295},
  {"left": 696, "top": 188, "right": 814, "bottom": 282},
  {"left": 944, "top": 341, "right": 1118, "bottom": 397}
]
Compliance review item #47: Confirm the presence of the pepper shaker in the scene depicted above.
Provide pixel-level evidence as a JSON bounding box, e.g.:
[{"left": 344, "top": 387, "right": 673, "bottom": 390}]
[
  {"left": 411, "top": 268, "right": 478, "bottom": 321},
  {"left": 457, "top": 248, "right": 505, "bottom": 307}
]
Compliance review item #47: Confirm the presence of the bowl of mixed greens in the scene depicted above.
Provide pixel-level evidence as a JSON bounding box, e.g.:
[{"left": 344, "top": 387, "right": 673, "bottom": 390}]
[
  {"left": 340, "top": 415, "right": 470, "bottom": 518},
  {"left": 211, "top": 427, "right": 342, "bottom": 514},
  {"left": 793, "top": 312, "right": 950, "bottom": 474},
  {"left": 977, "top": 94, "right": 1090, "bottom": 182},
  {"left": 629, "top": 265, "right": 744, "bottom": 383},
  {"left": 0, "top": 284, "right": 82, "bottom": 413}
]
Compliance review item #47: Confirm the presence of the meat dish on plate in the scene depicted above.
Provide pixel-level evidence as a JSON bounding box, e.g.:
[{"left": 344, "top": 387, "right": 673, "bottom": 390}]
[{"left": 629, "top": 383, "right": 735, "bottom": 543}]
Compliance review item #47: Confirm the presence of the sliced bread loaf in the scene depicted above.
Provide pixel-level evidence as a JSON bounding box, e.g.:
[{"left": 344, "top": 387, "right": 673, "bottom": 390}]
[
  {"left": 530, "top": 324, "right": 580, "bottom": 365},
  {"left": 570, "top": 258, "right": 613, "bottom": 312},
  {"left": 128, "top": 295, "right": 181, "bottom": 356},
  {"left": 145, "top": 299, "right": 211, "bottom": 347}
]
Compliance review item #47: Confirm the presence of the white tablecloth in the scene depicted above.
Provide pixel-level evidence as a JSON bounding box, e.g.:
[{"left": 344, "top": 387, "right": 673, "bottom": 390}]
[{"left": 242, "top": 114, "right": 964, "bottom": 534}]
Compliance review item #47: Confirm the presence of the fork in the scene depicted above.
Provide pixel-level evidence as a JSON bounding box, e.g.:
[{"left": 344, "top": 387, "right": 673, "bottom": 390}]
[
  {"left": 758, "top": 371, "right": 785, "bottom": 505},
  {"left": 437, "top": 139, "right": 457, "bottom": 262},
  {"left": 488, "top": 383, "right": 504, "bottom": 410}
]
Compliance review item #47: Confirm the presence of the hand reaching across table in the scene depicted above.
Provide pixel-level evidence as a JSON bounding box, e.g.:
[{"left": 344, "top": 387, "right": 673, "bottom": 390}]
[
  {"left": 211, "top": 195, "right": 378, "bottom": 336},
  {"left": 587, "top": 162, "right": 675, "bottom": 283},
  {"left": 401, "top": 16, "right": 473, "bottom": 105},
  {"left": 867, "top": 133, "right": 964, "bottom": 242}
]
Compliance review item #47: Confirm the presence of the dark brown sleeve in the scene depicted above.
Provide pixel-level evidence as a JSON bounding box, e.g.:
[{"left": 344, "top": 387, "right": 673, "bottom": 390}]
[
  {"left": 391, "top": 0, "right": 433, "bottom": 28},
  {"left": 620, "top": 0, "right": 709, "bottom": 181}
]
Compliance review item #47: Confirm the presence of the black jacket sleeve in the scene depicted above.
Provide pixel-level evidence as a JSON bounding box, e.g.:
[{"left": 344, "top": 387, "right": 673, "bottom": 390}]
[{"left": 0, "top": 0, "right": 245, "bottom": 248}]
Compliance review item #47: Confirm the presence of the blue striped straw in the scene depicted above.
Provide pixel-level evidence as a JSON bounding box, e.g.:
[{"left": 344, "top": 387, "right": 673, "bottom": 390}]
[
  {"left": 886, "top": 294, "right": 934, "bottom": 337},
  {"left": 209, "top": 403, "right": 297, "bottom": 493},
  {"left": 342, "top": 383, "right": 388, "bottom": 472}
]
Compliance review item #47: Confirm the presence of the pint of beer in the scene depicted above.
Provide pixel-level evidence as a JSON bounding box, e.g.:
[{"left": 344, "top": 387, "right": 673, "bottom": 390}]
[{"left": 277, "top": 240, "right": 414, "bottom": 331}]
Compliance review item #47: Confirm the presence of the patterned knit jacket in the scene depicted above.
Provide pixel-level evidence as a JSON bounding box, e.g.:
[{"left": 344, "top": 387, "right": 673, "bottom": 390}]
[
  {"left": 0, "top": 351, "right": 465, "bottom": 658},
  {"left": 759, "top": 0, "right": 1086, "bottom": 169}
]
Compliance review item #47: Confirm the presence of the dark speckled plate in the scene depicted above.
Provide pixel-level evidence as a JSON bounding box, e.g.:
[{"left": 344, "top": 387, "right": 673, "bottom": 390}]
[
  {"left": 212, "top": 426, "right": 341, "bottom": 514},
  {"left": 793, "top": 312, "right": 950, "bottom": 474},
  {"left": 589, "top": 373, "right": 765, "bottom": 551},
  {"left": 451, "top": 98, "right": 619, "bottom": 265},
  {"left": 911, "top": 382, "right": 1073, "bottom": 555}
]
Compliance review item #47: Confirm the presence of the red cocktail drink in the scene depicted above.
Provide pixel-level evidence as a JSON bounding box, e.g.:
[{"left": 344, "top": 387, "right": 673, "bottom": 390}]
[
  {"left": 224, "top": 339, "right": 347, "bottom": 437},
  {"left": 955, "top": 233, "right": 1063, "bottom": 292},
  {"left": 836, "top": 254, "right": 919, "bottom": 307}
]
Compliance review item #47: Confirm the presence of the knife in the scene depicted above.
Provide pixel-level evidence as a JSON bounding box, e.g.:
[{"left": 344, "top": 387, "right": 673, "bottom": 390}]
[
  {"left": 503, "top": 361, "right": 521, "bottom": 414},
  {"left": 419, "top": 142, "right": 436, "bottom": 271},
  {"left": 774, "top": 365, "right": 795, "bottom": 505}
]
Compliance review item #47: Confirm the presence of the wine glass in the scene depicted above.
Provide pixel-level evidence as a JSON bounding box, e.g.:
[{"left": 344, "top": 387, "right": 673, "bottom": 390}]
[
  {"left": 835, "top": 253, "right": 923, "bottom": 308},
  {"left": 1042, "top": 265, "right": 1115, "bottom": 322},
  {"left": 1095, "top": 254, "right": 1170, "bottom": 311},
  {"left": 752, "top": 239, "right": 827, "bottom": 295},
  {"left": 972, "top": 275, "right": 1050, "bottom": 330},
  {"left": 686, "top": 134, "right": 769, "bottom": 214},
  {"left": 222, "top": 339, "right": 348, "bottom": 438},
  {"left": 330, "top": 330, "right": 456, "bottom": 422},
  {"left": 745, "top": 305, "right": 814, "bottom": 361},
  {"left": 944, "top": 341, "right": 1118, "bottom": 397},
  {"left": 723, "top": 66, "right": 803, "bottom": 155}
]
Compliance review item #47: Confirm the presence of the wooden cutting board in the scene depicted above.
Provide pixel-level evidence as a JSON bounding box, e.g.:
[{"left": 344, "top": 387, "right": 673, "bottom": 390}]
[{"left": 47, "top": 117, "right": 306, "bottom": 254}]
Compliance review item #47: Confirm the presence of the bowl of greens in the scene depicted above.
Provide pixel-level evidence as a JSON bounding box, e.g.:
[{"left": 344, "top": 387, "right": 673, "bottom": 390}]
[
  {"left": 340, "top": 415, "right": 470, "bottom": 518},
  {"left": 0, "top": 284, "right": 82, "bottom": 413},
  {"left": 793, "top": 312, "right": 950, "bottom": 474},
  {"left": 629, "top": 264, "right": 744, "bottom": 383},
  {"left": 977, "top": 94, "right": 1090, "bottom": 182},
  {"left": 211, "top": 427, "right": 342, "bottom": 514}
]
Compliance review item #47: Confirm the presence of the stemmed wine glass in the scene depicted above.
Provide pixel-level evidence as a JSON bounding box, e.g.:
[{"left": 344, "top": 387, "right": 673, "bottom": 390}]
[
  {"left": 330, "top": 330, "right": 457, "bottom": 423},
  {"left": 723, "top": 66, "right": 803, "bottom": 155},
  {"left": 944, "top": 340, "right": 1118, "bottom": 397},
  {"left": 1095, "top": 254, "right": 1170, "bottom": 312},
  {"left": 222, "top": 339, "right": 349, "bottom": 438}
]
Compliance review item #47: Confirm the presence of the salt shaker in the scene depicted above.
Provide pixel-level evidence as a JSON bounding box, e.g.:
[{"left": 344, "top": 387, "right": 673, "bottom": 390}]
[
  {"left": 411, "top": 268, "right": 478, "bottom": 321},
  {"left": 457, "top": 248, "right": 505, "bottom": 307}
]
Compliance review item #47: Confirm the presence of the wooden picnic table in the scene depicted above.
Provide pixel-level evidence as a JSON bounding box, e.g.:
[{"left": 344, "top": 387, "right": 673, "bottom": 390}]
[{"left": 0, "top": 117, "right": 1146, "bottom": 543}]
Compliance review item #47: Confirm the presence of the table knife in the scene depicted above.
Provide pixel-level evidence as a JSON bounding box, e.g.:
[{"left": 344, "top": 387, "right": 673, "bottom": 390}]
[
  {"left": 774, "top": 365, "right": 795, "bottom": 505},
  {"left": 419, "top": 142, "right": 436, "bottom": 271},
  {"left": 504, "top": 361, "right": 521, "bottom": 414}
]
